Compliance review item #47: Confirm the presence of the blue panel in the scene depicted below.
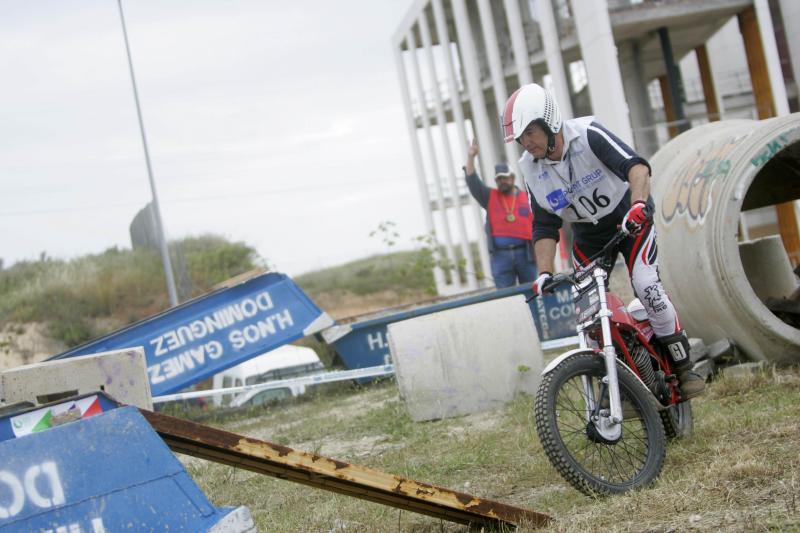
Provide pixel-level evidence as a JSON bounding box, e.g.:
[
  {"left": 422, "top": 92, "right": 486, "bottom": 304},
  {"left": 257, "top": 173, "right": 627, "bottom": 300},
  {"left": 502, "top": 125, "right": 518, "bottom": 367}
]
[
  {"left": 50, "top": 272, "right": 329, "bottom": 395},
  {"left": 533, "top": 287, "right": 576, "bottom": 341},
  {"left": 334, "top": 323, "right": 391, "bottom": 371},
  {"left": 0, "top": 407, "right": 233, "bottom": 532},
  {"left": 332, "top": 285, "right": 575, "bottom": 370}
]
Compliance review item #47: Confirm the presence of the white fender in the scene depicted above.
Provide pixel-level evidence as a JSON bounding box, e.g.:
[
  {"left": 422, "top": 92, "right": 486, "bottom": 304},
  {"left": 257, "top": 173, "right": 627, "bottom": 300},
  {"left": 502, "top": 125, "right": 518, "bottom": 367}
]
[{"left": 541, "top": 348, "right": 598, "bottom": 375}]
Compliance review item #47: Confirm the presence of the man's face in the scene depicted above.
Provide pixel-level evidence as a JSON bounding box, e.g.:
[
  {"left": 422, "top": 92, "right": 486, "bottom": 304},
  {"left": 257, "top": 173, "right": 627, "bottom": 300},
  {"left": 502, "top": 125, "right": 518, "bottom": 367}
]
[
  {"left": 519, "top": 122, "right": 549, "bottom": 159},
  {"left": 495, "top": 174, "right": 515, "bottom": 194}
]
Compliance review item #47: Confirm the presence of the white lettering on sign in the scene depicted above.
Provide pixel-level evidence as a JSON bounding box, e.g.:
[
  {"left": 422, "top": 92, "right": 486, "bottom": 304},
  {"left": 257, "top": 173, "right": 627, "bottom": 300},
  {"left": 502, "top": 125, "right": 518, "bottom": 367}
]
[
  {"left": 147, "top": 340, "right": 224, "bottom": 385},
  {"left": 535, "top": 296, "right": 549, "bottom": 335},
  {"left": 548, "top": 304, "right": 574, "bottom": 320},
  {"left": 0, "top": 461, "right": 65, "bottom": 519},
  {"left": 556, "top": 290, "right": 571, "bottom": 304},
  {"left": 149, "top": 291, "right": 274, "bottom": 357},
  {"left": 228, "top": 310, "right": 295, "bottom": 350},
  {"left": 367, "top": 332, "right": 386, "bottom": 351}
]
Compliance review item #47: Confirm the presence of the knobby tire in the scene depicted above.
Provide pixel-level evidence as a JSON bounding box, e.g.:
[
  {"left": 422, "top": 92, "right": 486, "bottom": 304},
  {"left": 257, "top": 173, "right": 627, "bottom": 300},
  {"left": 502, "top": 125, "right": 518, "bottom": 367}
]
[{"left": 534, "top": 354, "right": 666, "bottom": 496}]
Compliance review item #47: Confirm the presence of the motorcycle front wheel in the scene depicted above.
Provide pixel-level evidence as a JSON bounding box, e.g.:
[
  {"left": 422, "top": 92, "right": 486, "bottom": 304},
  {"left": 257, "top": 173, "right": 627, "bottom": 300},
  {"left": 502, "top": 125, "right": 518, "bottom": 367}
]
[{"left": 534, "top": 353, "right": 666, "bottom": 496}]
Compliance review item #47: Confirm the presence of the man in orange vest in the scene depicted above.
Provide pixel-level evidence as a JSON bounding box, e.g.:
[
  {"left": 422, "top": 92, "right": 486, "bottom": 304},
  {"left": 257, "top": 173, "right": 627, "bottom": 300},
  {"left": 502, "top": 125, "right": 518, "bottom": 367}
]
[{"left": 465, "top": 139, "right": 537, "bottom": 288}]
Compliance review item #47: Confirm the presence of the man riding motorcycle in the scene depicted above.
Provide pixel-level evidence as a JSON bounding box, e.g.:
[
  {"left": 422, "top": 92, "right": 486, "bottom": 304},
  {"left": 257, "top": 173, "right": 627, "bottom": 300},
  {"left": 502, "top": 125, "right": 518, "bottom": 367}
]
[{"left": 502, "top": 83, "right": 704, "bottom": 399}]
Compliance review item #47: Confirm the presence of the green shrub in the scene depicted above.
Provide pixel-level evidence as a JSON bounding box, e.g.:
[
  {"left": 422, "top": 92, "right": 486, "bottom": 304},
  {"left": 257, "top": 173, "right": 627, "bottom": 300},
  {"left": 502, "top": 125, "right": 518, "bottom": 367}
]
[
  {"left": 296, "top": 250, "right": 435, "bottom": 297},
  {"left": 0, "top": 235, "right": 261, "bottom": 347},
  {"left": 178, "top": 235, "right": 261, "bottom": 296}
]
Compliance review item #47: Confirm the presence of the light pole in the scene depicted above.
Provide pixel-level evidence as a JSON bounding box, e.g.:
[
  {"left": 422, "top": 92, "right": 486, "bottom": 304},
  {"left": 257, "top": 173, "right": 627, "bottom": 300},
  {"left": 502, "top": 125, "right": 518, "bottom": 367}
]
[{"left": 117, "top": 0, "right": 178, "bottom": 307}]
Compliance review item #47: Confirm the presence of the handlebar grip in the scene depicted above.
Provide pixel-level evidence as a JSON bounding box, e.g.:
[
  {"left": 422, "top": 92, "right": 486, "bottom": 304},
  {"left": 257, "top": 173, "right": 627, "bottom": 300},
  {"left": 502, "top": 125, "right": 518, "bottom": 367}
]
[{"left": 541, "top": 273, "right": 569, "bottom": 294}]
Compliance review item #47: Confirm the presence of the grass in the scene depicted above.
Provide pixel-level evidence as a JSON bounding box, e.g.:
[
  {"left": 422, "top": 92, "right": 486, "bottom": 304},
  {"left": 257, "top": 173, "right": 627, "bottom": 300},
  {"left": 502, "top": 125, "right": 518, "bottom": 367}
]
[
  {"left": 182, "top": 366, "right": 800, "bottom": 532},
  {"left": 294, "top": 243, "right": 488, "bottom": 319},
  {"left": 296, "top": 251, "right": 436, "bottom": 297}
]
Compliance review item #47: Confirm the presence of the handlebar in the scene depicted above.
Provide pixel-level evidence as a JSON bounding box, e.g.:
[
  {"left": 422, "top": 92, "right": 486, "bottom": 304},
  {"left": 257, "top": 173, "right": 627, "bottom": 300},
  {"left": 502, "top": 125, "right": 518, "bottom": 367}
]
[{"left": 527, "top": 228, "right": 630, "bottom": 301}]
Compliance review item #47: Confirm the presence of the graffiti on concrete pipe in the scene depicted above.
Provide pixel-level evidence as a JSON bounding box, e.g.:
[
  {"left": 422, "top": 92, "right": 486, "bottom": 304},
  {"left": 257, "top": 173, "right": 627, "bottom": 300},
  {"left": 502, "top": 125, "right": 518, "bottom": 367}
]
[
  {"left": 750, "top": 134, "right": 791, "bottom": 168},
  {"left": 660, "top": 135, "right": 743, "bottom": 225}
]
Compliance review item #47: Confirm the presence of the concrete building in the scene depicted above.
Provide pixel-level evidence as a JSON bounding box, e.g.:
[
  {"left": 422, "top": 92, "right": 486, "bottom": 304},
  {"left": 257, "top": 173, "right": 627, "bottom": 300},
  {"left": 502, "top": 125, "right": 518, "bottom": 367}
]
[{"left": 393, "top": 0, "right": 800, "bottom": 294}]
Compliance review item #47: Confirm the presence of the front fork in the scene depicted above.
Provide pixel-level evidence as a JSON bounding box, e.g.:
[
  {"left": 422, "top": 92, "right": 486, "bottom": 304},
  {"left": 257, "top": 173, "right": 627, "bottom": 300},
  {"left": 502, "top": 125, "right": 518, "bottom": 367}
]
[{"left": 579, "top": 268, "right": 623, "bottom": 439}]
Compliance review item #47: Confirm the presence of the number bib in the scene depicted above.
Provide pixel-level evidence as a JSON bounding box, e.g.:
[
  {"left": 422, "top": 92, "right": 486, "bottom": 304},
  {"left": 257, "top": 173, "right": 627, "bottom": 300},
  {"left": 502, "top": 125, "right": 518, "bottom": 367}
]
[{"left": 520, "top": 117, "right": 630, "bottom": 224}]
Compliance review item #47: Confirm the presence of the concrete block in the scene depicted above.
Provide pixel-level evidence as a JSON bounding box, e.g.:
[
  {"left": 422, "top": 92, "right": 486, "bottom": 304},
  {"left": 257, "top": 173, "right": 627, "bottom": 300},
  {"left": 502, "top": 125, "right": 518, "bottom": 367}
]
[
  {"left": 0, "top": 348, "right": 152, "bottom": 409},
  {"left": 707, "top": 338, "right": 734, "bottom": 361},
  {"left": 689, "top": 337, "right": 708, "bottom": 363},
  {"left": 706, "top": 338, "right": 750, "bottom": 365},
  {"left": 721, "top": 361, "right": 768, "bottom": 379},
  {"left": 739, "top": 236, "right": 798, "bottom": 301},
  {"left": 388, "top": 295, "right": 543, "bottom": 422},
  {"left": 693, "top": 358, "right": 715, "bottom": 381}
]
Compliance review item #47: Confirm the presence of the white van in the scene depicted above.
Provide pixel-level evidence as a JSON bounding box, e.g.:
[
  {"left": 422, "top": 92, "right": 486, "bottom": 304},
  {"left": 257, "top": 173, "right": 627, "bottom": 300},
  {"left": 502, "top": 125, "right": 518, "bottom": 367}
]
[{"left": 211, "top": 344, "right": 324, "bottom": 407}]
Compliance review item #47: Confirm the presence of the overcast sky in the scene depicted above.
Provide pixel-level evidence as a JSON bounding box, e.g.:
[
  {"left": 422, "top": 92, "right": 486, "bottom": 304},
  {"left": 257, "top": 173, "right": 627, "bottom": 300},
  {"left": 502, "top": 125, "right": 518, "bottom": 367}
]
[{"left": 0, "top": 0, "right": 432, "bottom": 276}]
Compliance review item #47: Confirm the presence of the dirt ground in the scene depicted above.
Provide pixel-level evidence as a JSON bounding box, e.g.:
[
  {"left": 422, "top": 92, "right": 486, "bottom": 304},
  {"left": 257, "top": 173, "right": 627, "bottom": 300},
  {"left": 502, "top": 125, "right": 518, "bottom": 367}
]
[{"left": 0, "top": 322, "right": 66, "bottom": 371}]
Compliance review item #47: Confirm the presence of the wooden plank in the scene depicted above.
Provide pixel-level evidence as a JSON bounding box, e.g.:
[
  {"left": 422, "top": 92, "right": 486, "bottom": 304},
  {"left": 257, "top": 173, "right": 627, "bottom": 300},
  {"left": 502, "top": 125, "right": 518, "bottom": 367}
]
[
  {"left": 695, "top": 44, "right": 720, "bottom": 121},
  {"left": 140, "top": 409, "right": 551, "bottom": 528},
  {"left": 776, "top": 202, "right": 800, "bottom": 267},
  {"left": 738, "top": 6, "right": 775, "bottom": 119}
]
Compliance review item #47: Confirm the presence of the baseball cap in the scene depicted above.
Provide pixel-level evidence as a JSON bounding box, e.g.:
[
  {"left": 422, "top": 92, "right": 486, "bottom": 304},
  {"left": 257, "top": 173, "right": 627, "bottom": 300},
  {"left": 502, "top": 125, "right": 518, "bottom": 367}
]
[{"left": 494, "top": 163, "right": 514, "bottom": 178}]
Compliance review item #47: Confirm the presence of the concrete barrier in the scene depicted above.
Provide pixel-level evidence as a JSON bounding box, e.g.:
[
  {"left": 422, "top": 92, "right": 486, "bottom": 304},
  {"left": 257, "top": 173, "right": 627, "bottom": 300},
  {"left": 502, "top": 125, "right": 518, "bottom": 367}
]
[
  {"left": 0, "top": 347, "right": 152, "bottom": 409},
  {"left": 388, "top": 295, "right": 542, "bottom": 422},
  {"left": 739, "top": 235, "right": 797, "bottom": 302}
]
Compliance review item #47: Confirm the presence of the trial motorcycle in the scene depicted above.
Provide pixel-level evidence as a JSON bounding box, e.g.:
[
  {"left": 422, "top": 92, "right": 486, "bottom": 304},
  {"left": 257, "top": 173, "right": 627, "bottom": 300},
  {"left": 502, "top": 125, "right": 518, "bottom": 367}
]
[{"left": 533, "top": 229, "right": 693, "bottom": 495}]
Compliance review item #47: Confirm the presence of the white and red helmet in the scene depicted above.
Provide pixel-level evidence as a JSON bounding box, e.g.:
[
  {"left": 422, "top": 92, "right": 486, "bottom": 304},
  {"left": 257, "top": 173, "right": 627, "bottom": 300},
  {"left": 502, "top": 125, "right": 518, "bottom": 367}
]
[{"left": 501, "top": 83, "right": 562, "bottom": 144}]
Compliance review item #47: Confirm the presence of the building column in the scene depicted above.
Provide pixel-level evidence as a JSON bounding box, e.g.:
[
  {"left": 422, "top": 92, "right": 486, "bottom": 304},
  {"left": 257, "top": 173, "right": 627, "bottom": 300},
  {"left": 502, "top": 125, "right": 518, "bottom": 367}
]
[
  {"left": 779, "top": 0, "right": 800, "bottom": 108},
  {"left": 451, "top": 0, "right": 500, "bottom": 183},
  {"left": 618, "top": 39, "right": 658, "bottom": 157},
  {"left": 452, "top": 0, "right": 503, "bottom": 287},
  {"left": 739, "top": 4, "right": 799, "bottom": 266},
  {"left": 392, "top": 41, "right": 446, "bottom": 291},
  {"left": 432, "top": 0, "right": 491, "bottom": 282},
  {"left": 738, "top": 5, "right": 787, "bottom": 118},
  {"left": 571, "top": 0, "right": 634, "bottom": 146},
  {"left": 504, "top": 0, "right": 533, "bottom": 85},
  {"left": 534, "top": 0, "right": 573, "bottom": 118},
  {"left": 407, "top": 28, "right": 462, "bottom": 291},
  {"left": 418, "top": 10, "right": 478, "bottom": 290},
  {"left": 658, "top": 76, "right": 679, "bottom": 139},
  {"left": 695, "top": 44, "right": 721, "bottom": 122},
  {"left": 476, "top": 0, "right": 520, "bottom": 169},
  {"left": 753, "top": 0, "right": 791, "bottom": 116},
  {"left": 658, "top": 27, "right": 689, "bottom": 135}
]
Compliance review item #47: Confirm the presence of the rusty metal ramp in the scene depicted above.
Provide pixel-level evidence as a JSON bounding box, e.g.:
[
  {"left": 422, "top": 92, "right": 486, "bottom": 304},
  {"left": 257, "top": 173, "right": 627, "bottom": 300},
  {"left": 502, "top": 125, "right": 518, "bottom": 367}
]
[{"left": 141, "top": 409, "right": 550, "bottom": 528}]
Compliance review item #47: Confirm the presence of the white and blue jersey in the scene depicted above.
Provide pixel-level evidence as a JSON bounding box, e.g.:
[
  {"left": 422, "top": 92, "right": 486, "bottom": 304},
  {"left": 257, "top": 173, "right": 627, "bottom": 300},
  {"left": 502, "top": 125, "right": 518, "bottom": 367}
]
[
  {"left": 520, "top": 116, "right": 652, "bottom": 245},
  {"left": 520, "top": 117, "right": 680, "bottom": 338}
]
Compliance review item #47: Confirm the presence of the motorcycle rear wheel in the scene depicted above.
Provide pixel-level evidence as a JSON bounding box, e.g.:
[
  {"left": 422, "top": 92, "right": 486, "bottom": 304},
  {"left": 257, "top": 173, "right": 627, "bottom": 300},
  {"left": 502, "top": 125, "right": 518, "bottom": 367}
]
[
  {"left": 661, "top": 400, "right": 694, "bottom": 439},
  {"left": 535, "top": 354, "right": 666, "bottom": 496}
]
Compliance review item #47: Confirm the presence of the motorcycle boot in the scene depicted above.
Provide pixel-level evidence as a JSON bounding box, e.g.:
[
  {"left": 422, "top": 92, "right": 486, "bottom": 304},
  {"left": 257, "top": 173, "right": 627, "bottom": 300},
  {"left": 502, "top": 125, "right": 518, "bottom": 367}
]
[{"left": 658, "top": 330, "right": 705, "bottom": 400}]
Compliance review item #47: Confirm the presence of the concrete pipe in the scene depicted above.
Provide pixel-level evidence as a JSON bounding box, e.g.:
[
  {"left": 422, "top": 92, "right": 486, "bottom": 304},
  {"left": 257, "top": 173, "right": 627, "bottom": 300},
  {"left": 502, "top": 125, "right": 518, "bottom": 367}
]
[{"left": 650, "top": 114, "right": 800, "bottom": 365}]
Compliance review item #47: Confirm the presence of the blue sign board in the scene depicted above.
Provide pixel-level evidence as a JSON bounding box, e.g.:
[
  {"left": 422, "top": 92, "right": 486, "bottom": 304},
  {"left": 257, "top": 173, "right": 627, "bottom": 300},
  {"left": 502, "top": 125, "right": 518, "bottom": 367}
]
[
  {"left": 0, "top": 405, "right": 249, "bottom": 532},
  {"left": 324, "top": 284, "right": 575, "bottom": 372},
  {"left": 50, "top": 272, "right": 333, "bottom": 396},
  {"left": 0, "top": 393, "right": 119, "bottom": 443}
]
